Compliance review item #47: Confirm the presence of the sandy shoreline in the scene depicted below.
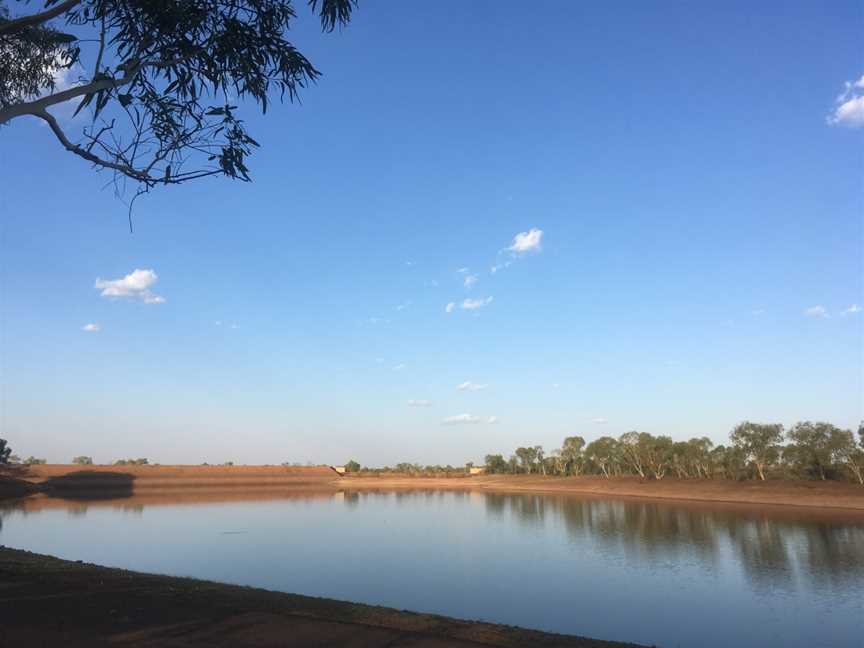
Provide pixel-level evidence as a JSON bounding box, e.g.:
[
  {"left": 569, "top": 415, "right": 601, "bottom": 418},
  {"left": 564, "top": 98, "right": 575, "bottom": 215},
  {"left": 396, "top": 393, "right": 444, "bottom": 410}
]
[
  {"left": 0, "top": 547, "right": 641, "bottom": 647},
  {"left": 2, "top": 464, "right": 863, "bottom": 511},
  {"left": 341, "top": 474, "right": 864, "bottom": 511}
]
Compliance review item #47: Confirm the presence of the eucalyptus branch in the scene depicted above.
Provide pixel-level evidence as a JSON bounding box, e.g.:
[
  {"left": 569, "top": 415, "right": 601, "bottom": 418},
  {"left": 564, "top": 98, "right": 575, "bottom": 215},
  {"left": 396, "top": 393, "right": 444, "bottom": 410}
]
[{"left": 0, "top": 0, "right": 83, "bottom": 36}]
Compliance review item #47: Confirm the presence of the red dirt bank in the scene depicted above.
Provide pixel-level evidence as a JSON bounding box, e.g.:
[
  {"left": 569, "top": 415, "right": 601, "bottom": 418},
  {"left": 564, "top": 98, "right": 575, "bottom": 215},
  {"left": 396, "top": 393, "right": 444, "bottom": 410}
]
[{"left": 2, "top": 465, "right": 863, "bottom": 510}]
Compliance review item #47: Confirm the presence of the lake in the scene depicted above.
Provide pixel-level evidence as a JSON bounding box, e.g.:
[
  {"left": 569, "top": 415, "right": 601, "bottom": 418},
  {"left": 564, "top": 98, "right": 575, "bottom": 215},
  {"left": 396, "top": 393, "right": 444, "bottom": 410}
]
[{"left": 2, "top": 489, "right": 862, "bottom": 647}]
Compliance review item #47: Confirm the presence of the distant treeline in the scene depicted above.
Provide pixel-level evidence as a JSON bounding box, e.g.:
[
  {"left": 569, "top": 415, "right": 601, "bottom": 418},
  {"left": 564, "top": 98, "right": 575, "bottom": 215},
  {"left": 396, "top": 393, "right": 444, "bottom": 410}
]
[
  {"left": 345, "top": 421, "right": 864, "bottom": 484},
  {"left": 345, "top": 460, "right": 471, "bottom": 478},
  {"left": 483, "top": 421, "right": 864, "bottom": 484}
]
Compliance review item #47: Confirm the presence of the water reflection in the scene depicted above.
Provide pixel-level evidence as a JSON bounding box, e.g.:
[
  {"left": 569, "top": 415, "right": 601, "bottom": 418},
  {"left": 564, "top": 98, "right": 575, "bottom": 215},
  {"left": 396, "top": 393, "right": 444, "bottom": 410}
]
[
  {"left": 481, "top": 492, "right": 864, "bottom": 590},
  {"left": 1, "top": 488, "right": 862, "bottom": 648}
]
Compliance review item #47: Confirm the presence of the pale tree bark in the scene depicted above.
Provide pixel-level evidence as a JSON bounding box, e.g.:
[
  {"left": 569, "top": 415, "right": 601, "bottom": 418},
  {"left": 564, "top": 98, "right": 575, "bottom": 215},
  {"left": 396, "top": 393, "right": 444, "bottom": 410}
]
[{"left": 0, "top": 0, "right": 83, "bottom": 36}]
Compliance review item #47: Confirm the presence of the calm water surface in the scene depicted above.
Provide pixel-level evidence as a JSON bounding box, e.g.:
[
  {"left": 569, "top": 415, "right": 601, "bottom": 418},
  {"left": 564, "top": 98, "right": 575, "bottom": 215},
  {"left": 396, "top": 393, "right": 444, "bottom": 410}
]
[{"left": 2, "top": 490, "right": 863, "bottom": 648}]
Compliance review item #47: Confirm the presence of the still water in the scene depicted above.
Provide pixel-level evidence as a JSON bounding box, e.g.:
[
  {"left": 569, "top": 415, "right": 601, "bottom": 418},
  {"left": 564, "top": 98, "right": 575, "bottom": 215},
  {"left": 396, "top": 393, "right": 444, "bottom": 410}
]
[{"left": 2, "top": 489, "right": 863, "bottom": 647}]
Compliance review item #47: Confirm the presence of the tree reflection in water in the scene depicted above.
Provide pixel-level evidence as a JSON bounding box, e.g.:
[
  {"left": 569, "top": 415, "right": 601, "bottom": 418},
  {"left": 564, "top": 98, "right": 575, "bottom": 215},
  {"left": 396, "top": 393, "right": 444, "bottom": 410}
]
[{"left": 483, "top": 492, "right": 864, "bottom": 591}]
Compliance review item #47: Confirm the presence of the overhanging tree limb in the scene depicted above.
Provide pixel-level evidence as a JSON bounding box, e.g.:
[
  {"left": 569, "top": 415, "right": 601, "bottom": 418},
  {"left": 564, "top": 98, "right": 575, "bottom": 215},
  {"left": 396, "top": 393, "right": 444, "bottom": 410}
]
[
  {"left": 0, "top": 0, "right": 84, "bottom": 36},
  {"left": 2, "top": 0, "right": 357, "bottom": 197}
]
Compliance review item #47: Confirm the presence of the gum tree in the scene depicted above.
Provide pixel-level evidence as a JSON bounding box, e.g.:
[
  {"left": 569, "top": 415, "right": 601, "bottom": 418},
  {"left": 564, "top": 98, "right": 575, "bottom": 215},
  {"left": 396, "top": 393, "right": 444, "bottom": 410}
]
[
  {"left": 1, "top": 0, "right": 356, "bottom": 198},
  {"left": 729, "top": 422, "right": 784, "bottom": 480},
  {"left": 785, "top": 421, "right": 849, "bottom": 480}
]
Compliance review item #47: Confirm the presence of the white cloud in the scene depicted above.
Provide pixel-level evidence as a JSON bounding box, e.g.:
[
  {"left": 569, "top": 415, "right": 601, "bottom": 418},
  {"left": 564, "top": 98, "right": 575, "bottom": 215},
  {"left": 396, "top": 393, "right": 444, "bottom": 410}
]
[
  {"left": 508, "top": 228, "right": 543, "bottom": 254},
  {"left": 804, "top": 305, "right": 829, "bottom": 318},
  {"left": 457, "top": 381, "right": 487, "bottom": 392},
  {"left": 843, "top": 304, "right": 861, "bottom": 315},
  {"left": 491, "top": 228, "right": 545, "bottom": 273},
  {"left": 95, "top": 269, "right": 165, "bottom": 304},
  {"left": 81, "top": 323, "right": 100, "bottom": 332},
  {"left": 395, "top": 301, "right": 411, "bottom": 311},
  {"left": 464, "top": 274, "right": 478, "bottom": 289},
  {"left": 442, "top": 413, "right": 496, "bottom": 425},
  {"left": 457, "top": 267, "right": 469, "bottom": 274},
  {"left": 393, "top": 363, "right": 406, "bottom": 371},
  {"left": 592, "top": 417, "right": 608, "bottom": 424},
  {"left": 408, "top": 399, "right": 432, "bottom": 407},
  {"left": 445, "top": 302, "right": 456, "bottom": 314},
  {"left": 462, "top": 296, "right": 493, "bottom": 311},
  {"left": 828, "top": 75, "right": 864, "bottom": 128},
  {"left": 33, "top": 59, "right": 85, "bottom": 124}
]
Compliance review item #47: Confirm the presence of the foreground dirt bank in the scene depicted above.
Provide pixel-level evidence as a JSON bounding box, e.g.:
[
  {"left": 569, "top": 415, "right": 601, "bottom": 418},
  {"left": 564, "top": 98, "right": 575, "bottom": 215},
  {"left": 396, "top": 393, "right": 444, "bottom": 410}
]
[
  {"left": 2, "top": 465, "right": 862, "bottom": 511},
  {"left": 340, "top": 474, "right": 864, "bottom": 511},
  {"left": 0, "top": 548, "right": 640, "bottom": 648}
]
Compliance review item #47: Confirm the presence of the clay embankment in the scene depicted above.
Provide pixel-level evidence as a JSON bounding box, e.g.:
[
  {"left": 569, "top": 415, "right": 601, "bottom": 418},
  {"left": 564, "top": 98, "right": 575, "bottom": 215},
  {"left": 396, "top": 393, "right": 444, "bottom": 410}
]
[
  {"left": 339, "top": 473, "right": 864, "bottom": 511},
  {"left": 3, "top": 465, "right": 863, "bottom": 511},
  {"left": 0, "top": 464, "right": 341, "bottom": 499}
]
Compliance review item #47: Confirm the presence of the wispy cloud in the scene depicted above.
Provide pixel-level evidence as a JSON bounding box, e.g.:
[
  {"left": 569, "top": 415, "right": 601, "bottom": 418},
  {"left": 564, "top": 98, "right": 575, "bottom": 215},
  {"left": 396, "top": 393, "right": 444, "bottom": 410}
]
[
  {"left": 408, "top": 399, "right": 432, "bottom": 407},
  {"left": 392, "top": 363, "right": 406, "bottom": 371},
  {"left": 95, "top": 269, "right": 165, "bottom": 304},
  {"left": 843, "top": 304, "right": 861, "bottom": 315},
  {"left": 592, "top": 417, "right": 608, "bottom": 424},
  {"left": 442, "top": 413, "right": 497, "bottom": 425},
  {"left": 81, "top": 323, "right": 100, "bottom": 332},
  {"left": 828, "top": 75, "right": 864, "bottom": 128},
  {"left": 457, "top": 381, "right": 487, "bottom": 392},
  {"left": 395, "top": 301, "right": 411, "bottom": 311},
  {"left": 464, "top": 274, "right": 478, "bottom": 289},
  {"left": 462, "top": 296, "right": 493, "bottom": 311},
  {"left": 445, "top": 302, "right": 456, "bottom": 314},
  {"left": 804, "top": 305, "right": 829, "bottom": 318}
]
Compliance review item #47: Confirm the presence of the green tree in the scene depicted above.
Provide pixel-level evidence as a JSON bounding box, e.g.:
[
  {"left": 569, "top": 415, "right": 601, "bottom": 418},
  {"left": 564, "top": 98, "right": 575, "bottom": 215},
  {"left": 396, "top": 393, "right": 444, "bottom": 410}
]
[
  {"left": 688, "top": 437, "right": 715, "bottom": 478},
  {"left": 534, "top": 445, "right": 546, "bottom": 475},
  {"left": 23, "top": 456, "right": 47, "bottom": 465},
  {"left": 833, "top": 430, "right": 864, "bottom": 485},
  {"left": 1, "top": 0, "right": 356, "bottom": 194},
  {"left": 344, "top": 460, "right": 361, "bottom": 473},
  {"left": 729, "top": 421, "right": 784, "bottom": 480},
  {"left": 514, "top": 446, "right": 537, "bottom": 474},
  {"left": 0, "top": 438, "right": 11, "bottom": 464},
  {"left": 786, "top": 421, "right": 848, "bottom": 480},
  {"left": 72, "top": 456, "right": 93, "bottom": 465},
  {"left": 484, "top": 454, "right": 508, "bottom": 474},
  {"left": 643, "top": 434, "right": 674, "bottom": 480},
  {"left": 585, "top": 437, "right": 619, "bottom": 478},
  {"left": 560, "top": 436, "right": 586, "bottom": 475},
  {"left": 619, "top": 431, "right": 648, "bottom": 478}
]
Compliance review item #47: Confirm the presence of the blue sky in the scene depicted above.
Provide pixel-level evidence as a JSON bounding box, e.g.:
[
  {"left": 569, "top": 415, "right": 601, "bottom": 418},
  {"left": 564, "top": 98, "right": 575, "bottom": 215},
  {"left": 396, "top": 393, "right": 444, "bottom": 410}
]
[{"left": 1, "top": 1, "right": 861, "bottom": 465}]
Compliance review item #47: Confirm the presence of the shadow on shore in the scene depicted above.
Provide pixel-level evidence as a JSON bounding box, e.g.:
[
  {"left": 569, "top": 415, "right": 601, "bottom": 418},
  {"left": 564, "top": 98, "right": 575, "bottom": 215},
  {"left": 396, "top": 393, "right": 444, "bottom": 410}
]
[
  {"left": 39, "top": 471, "right": 135, "bottom": 500},
  {"left": 0, "top": 465, "right": 37, "bottom": 499}
]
